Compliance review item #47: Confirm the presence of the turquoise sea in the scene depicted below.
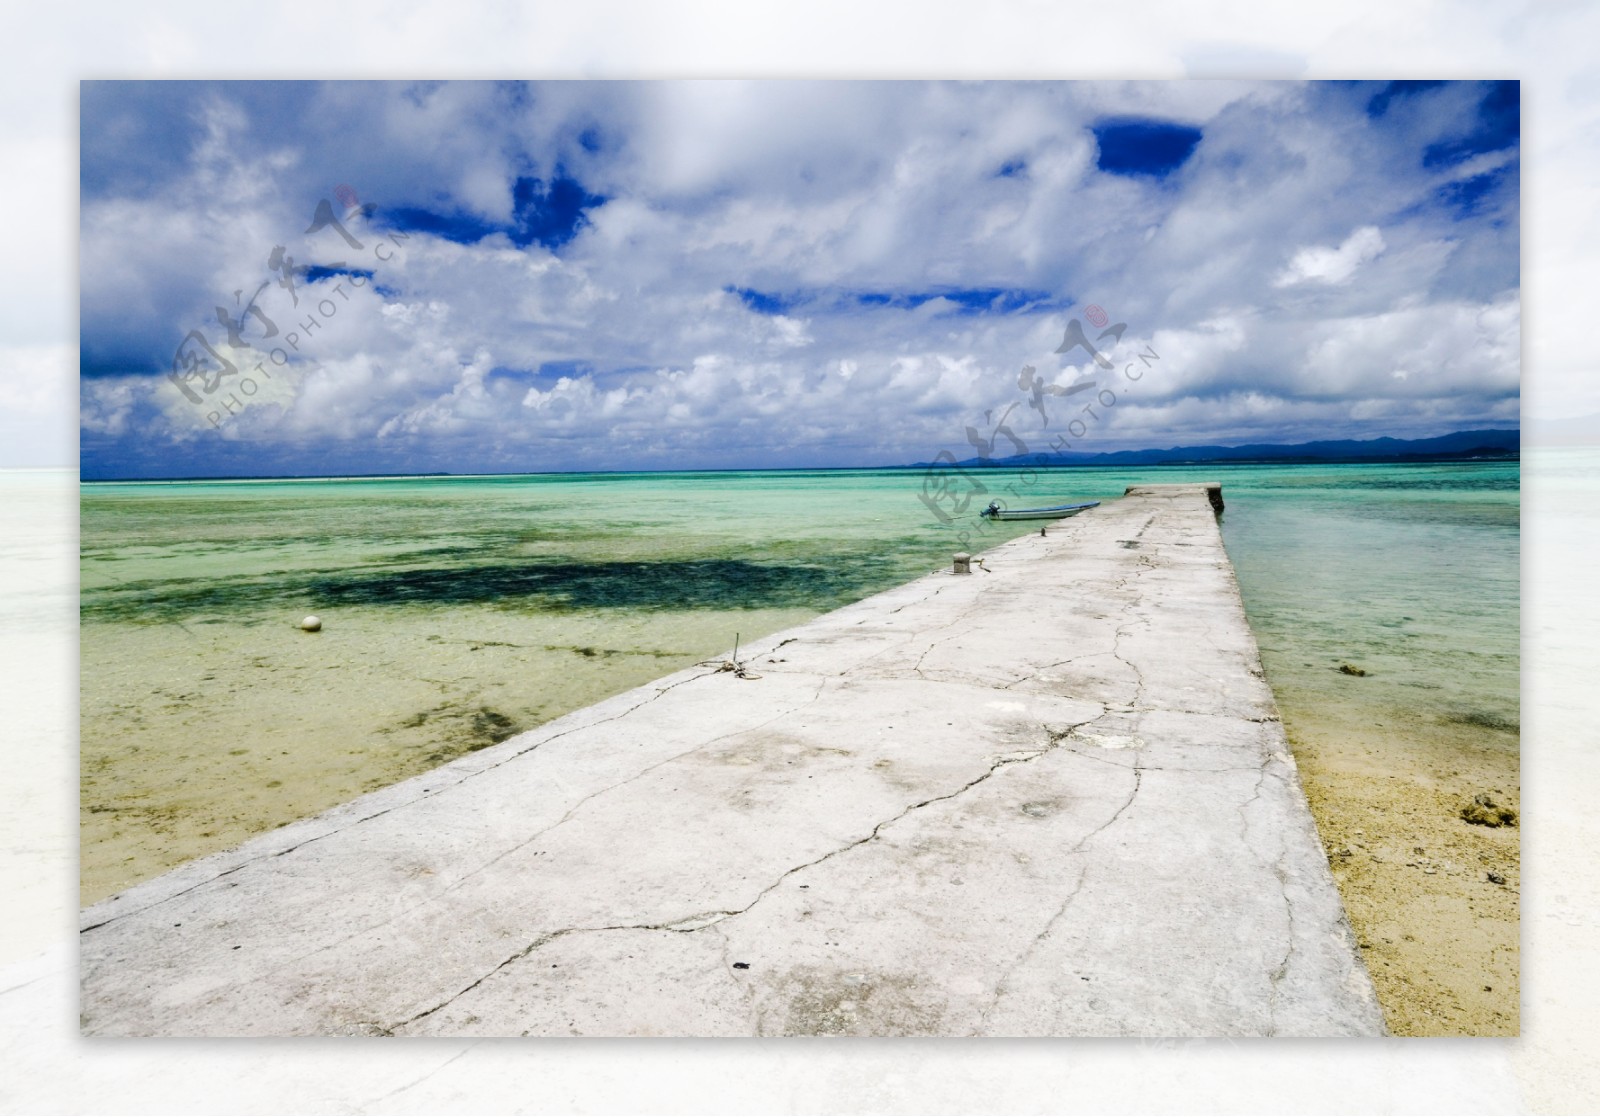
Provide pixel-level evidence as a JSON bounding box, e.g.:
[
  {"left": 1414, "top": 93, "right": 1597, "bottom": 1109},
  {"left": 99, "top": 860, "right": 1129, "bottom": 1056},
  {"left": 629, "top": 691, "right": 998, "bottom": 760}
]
[{"left": 79, "top": 462, "right": 1519, "bottom": 901}]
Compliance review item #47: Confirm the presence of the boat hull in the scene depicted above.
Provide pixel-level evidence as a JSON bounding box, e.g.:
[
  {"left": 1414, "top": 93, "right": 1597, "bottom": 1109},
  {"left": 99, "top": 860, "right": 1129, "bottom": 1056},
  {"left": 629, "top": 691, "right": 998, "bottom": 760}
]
[{"left": 982, "top": 501, "right": 1100, "bottom": 521}]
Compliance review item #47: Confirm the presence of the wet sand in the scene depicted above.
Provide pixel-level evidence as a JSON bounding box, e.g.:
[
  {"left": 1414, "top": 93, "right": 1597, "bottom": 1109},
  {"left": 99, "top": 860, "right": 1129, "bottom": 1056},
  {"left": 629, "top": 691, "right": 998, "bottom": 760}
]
[{"left": 1277, "top": 677, "right": 1519, "bottom": 1036}]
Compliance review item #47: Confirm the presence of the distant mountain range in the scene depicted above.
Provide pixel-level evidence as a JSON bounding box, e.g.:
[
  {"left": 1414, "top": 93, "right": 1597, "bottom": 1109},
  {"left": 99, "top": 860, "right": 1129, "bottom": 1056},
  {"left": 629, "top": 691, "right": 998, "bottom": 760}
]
[{"left": 911, "top": 428, "right": 1519, "bottom": 469}]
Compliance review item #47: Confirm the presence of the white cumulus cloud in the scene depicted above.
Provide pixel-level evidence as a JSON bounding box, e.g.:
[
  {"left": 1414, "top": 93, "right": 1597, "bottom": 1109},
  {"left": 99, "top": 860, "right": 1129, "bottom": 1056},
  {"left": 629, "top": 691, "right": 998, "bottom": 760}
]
[{"left": 1274, "top": 226, "right": 1387, "bottom": 288}]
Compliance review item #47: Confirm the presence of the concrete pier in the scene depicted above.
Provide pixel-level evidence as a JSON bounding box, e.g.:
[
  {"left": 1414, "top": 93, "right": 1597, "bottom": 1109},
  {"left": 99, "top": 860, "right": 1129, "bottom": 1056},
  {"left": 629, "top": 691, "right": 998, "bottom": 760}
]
[{"left": 79, "top": 483, "right": 1383, "bottom": 1037}]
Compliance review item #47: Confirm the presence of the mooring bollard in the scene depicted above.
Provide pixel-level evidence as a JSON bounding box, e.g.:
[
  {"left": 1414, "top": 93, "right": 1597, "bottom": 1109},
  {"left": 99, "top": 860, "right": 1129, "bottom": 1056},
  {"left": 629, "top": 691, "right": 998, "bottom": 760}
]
[{"left": 952, "top": 552, "right": 972, "bottom": 574}]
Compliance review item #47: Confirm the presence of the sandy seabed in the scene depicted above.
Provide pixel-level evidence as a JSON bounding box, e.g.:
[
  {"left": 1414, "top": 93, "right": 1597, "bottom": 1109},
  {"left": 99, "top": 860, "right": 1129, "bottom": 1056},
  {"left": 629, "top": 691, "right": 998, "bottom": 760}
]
[{"left": 1283, "top": 683, "right": 1519, "bottom": 1036}]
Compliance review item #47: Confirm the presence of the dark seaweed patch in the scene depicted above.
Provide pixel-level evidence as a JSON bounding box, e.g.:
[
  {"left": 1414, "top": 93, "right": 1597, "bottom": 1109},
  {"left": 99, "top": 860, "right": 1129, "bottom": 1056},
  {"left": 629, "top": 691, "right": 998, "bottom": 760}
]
[
  {"left": 1447, "top": 709, "right": 1520, "bottom": 733},
  {"left": 307, "top": 558, "right": 889, "bottom": 612},
  {"left": 469, "top": 708, "right": 518, "bottom": 746},
  {"left": 82, "top": 556, "right": 897, "bottom": 624},
  {"left": 400, "top": 703, "right": 523, "bottom": 766}
]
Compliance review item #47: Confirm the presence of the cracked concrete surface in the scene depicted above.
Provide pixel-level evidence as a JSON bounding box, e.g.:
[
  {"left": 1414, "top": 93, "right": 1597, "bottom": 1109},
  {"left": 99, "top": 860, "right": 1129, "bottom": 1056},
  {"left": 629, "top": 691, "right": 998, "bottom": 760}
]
[{"left": 79, "top": 483, "right": 1383, "bottom": 1037}]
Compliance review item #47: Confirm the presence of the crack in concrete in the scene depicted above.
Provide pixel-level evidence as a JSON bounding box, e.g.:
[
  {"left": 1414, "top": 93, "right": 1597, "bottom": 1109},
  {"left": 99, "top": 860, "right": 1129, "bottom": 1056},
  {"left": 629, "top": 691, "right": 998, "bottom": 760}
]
[
  {"left": 1233, "top": 760, "right": 1296, "bottom": 1038},
  {"left": 395, "top": 927, "right": 586, "bottom": 1029},
  {"left": 977, "top": 869, "right": 1090, "bottom": 1033},
  {"left": 886, "top": 593, "right": 924, "bottom": 616},
  {"left": 266, "top": 678, "right": 837, "bottom": 973},
  {"left": 1101, "top": 528, "right": 1165, "bottom": 713},
  {"left": 998, "top": 645, "right": 1120, "bottom": 690},
  {"left": 904, "top": 596, "right": 993, "bottom": 680},
  {"left": 394, "top": 726, "right": 1088, "bottom": 1032},
  {"left": 1236, "top": 767, "right": 1270, "bottom": 850},
  {"left": 1116, "top": 768, "right": 1146, "bottom": 812},
  {"left": 715, "top": 925, "right": 760, "bottom": 1031},
  {"left": 821, "top": 593, "right": 987, "bottom": 680},
  {"left": 80, "top": 861, "right": 253, "bottom": 934},
  {"left": 444, "top": 677, "right": 834, "bottom": 891},
  {"left": 1111, "top": 620, "right": 1148, "bottom": 710},
  {"left": 1266, "top": 853, "right": 1298, "bottom": 1038},
  {"left": 976, "top": 762, "right": 1144, "bottom": 1030}
]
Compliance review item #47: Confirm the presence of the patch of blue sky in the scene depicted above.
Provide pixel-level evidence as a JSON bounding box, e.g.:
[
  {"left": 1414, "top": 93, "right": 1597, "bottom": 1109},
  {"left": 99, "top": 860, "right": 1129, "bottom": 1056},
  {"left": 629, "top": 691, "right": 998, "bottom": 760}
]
[
  {"left": 379, "top": 172, "right": 605, "bottom": 251},
  {"left": 1091, "top": 118, "right": 1203, "bottom": 178},
  {"left": 1437, "top": 162, "right": 1518, "bottom": 219},
  {"left": 1362, "top": 79, "right": 1449, "bottom": 119},
  {"left": 731, "top": 286, "right": 1064, "bottom": 316},
  {"left": 303, "top": 266, "right": 375, "bottom": 285},
  {"left": 1423, "top": 81, "right": 1519, "bottom": 169}
]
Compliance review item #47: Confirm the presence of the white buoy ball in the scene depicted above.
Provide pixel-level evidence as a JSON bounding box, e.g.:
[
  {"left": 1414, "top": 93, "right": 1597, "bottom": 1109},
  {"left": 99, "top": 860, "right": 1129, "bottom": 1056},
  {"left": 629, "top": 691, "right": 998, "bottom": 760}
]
[{"left": 300, "top": 615, "right": 322, "bottom": 632}]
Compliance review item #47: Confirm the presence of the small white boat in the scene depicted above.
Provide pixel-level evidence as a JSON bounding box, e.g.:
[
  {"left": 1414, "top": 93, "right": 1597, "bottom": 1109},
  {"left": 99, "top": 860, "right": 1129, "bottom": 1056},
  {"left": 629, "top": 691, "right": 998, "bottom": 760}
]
[{"left": 980, "top": 500, "right": 1100, "bottom": 521}]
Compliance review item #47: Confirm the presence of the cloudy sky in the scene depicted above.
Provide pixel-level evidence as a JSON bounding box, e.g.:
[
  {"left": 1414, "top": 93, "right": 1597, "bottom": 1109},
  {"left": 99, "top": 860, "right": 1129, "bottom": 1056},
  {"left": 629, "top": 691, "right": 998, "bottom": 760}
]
[{"left": 79, "top": 79, "right": 1519, "bottom": 478}]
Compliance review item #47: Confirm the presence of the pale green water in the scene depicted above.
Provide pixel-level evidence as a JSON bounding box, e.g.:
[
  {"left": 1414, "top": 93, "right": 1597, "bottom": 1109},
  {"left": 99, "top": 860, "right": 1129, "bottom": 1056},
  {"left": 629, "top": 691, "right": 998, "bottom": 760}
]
[
  {"left": 79, "top": 462, "right": 1519, "bottom": 900},
  {"left": 1214, "top": 462, "right": 1520, "bottom": 737}
]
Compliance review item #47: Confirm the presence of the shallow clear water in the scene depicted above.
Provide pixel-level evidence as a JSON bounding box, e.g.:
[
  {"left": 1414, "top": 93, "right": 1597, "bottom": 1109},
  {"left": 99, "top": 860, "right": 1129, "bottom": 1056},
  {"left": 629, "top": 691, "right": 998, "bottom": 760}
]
[
  {"left": 1214, "top": 462, "right": 1520, "bottom": 738},
  {"left": 79, "top": 462, "right": 1519, "bottom": 901}
]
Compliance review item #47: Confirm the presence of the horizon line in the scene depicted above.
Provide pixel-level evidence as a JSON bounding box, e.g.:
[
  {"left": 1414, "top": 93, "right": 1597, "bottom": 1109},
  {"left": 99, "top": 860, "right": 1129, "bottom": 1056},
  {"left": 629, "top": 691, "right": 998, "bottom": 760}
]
[{"left": 78, "top": 427, "right": 1522, "bottom": 484}]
